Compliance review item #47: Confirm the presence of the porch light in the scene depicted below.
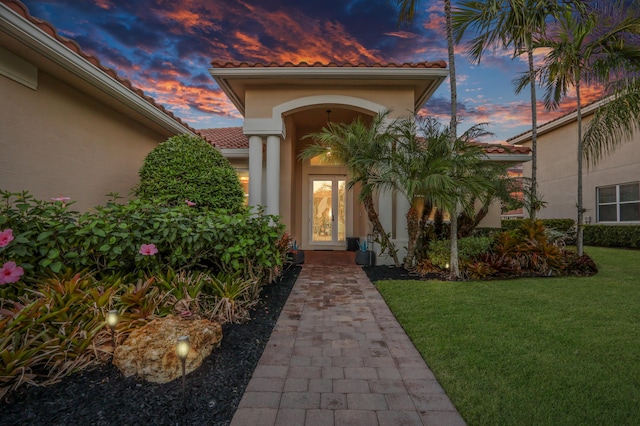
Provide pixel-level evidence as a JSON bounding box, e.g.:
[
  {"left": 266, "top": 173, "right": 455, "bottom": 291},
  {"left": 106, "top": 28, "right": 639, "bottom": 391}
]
[
  {"left": 176, "top": 336, "right": 190, "bottom": 409},
  {"left": 106, "top": 310, "right": 119, "bottom": 347}
]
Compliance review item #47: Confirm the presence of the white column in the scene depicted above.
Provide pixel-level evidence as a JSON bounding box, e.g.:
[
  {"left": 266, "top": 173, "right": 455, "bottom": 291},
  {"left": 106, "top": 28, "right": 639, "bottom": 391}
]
[
  {"left": 248, "top": 135, "right": 263, "bottom": 207},
  {"left": 265, "top": 135, "right": 281, "bottom": 216},
  {"left": 396, "top": 193, "right": 410, "bottom": 240}
]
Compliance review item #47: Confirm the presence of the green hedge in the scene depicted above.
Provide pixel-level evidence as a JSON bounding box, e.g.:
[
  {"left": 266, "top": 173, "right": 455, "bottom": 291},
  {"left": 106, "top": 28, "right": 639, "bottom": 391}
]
[
  {"left": 502, "top": 218, "right": 575, "bottom": 232},
  {"left": 583, "top": 225, "right": 640, "bottom": 249}
]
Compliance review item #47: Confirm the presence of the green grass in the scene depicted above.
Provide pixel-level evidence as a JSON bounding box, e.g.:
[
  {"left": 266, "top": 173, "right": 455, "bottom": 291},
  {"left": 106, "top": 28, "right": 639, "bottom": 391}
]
[{"left": 376, "top": 247, "right": 640, "bottom": 425}]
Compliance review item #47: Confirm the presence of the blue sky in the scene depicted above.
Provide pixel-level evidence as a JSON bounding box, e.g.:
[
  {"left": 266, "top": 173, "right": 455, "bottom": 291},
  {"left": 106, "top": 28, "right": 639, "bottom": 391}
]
[{"left": 20, "top": 0, "right": 602, "bottom": 142}]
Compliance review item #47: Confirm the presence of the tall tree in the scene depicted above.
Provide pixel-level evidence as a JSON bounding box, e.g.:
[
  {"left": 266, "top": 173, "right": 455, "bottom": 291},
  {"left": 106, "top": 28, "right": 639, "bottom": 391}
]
[
  {"left": 451, "top": 0, "right": 577, "bottom": 220},
  {"left": 397, "top": 0, "right": 463, "bottom": 278},
  {"left": 515, "top": 0, "right": 640, "bottom": 255},
  {"left": 300, "top": 113, "right": 401, "bottom": 267}
]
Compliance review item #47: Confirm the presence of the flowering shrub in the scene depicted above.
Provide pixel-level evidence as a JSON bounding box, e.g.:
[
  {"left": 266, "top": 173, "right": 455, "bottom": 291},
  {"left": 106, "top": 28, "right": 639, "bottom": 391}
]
[{"left": 0, "top": 191, "right": 287, "bottom": 284}]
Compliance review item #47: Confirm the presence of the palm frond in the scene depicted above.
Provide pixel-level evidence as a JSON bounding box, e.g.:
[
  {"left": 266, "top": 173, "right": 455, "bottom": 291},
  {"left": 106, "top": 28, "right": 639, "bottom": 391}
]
[{"left": 583, "top": 87, "right": 640, "bottom": 166}]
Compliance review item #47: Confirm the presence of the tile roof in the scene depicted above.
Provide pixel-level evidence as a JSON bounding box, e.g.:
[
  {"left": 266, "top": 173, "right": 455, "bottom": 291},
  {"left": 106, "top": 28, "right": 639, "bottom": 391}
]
[
  {"left": 210, "top": 60, "right": 448, "bottom": 69},
  {"left": 199, "top": 127, "right": 248, "bottom": 149},
  {"left": 506, "top": 96, "right": 606, "bottom": 143},
  {"left": 2, "top": 0, "right": 196, "bottom": 134},
  {"left": 200, "top": 127, "right": 532, "bottom": 155},
  {"left": 480, "top": 144, "right": 531, "bottom": 155}
]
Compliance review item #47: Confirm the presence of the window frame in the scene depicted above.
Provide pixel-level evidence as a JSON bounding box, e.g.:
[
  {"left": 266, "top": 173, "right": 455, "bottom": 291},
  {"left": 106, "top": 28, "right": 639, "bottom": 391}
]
[{"left": 596, "top": 182, "right": 640, "bottom": 223}]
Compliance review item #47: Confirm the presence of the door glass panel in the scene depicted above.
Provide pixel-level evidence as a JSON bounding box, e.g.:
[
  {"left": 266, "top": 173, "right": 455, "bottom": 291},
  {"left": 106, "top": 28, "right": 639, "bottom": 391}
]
[
  {"left": 312, "top": 180, "right": 332, "bottom": 242},
  {"left": 338, "top": 180, "right": 346, "bottom": 241}
]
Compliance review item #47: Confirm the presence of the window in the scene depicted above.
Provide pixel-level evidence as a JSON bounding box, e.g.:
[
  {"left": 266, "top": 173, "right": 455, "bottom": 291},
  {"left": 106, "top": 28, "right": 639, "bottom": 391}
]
[
  {"left": 597, "top": 182, "right": 640, "bottom": 223},
  {"left": 236, "top": 170, "right": 249, "bottom": 205}
]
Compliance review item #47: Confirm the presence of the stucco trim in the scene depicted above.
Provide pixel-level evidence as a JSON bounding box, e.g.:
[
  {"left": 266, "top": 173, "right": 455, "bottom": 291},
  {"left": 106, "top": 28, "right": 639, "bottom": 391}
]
[
  {"left": 485, "top": 153, "right": 532, "bottom": 162},
  {"left": 220, "top": 148, "right": 249, "bottom": 158},
  {"left": 243, "top": 118, "right": 285, "bottom": 137},
  {"left": 272, "top": 95, "right": 386, "bottom": 119},
  {"left": 0, "top": 2, "right": 195, "bottom": 136}
]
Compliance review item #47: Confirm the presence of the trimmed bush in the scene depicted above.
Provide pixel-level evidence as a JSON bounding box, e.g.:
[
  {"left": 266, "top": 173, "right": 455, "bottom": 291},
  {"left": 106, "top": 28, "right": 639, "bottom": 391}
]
[
  {"left": 583, "top": 225, "right": 640, "bottom": 248},
  {"left": 134, "top": 134, "right": 245, "bottom": 211}
]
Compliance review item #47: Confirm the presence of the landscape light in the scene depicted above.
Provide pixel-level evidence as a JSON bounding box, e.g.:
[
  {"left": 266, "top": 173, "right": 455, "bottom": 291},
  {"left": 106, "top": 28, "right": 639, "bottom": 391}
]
[
  {"left": 176, "top": 336, "right": 190, "bottom": 410},
  {"left": 106, "top": 310, "right": 119, "bottom": 347}
]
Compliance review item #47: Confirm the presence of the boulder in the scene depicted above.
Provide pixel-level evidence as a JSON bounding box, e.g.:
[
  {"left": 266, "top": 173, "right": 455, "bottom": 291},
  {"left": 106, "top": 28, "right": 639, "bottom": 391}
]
[{"left": 113, "top": 316, "right": 222, "bottom": 383}]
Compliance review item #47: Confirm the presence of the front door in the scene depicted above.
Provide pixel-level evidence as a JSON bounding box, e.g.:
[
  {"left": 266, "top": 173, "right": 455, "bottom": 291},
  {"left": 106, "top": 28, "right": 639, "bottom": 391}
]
[{"left": 310, "top": 176, "right": 346, "bottom": 247}]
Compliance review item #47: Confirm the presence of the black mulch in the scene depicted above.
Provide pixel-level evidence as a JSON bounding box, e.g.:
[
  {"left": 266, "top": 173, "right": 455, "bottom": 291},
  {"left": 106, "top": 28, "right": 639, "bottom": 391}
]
[
  {"left": 362, "top": 264, "right": 446, "bottom": 283},
  {"left": 0, "top": 266, "right": 302, "bottom": 426}
]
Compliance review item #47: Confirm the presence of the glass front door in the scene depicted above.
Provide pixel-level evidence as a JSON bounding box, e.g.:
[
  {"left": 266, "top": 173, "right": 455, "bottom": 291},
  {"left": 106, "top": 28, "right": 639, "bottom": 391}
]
[{"left": 310, "top": 176, "right": 346, "bottom": 245}]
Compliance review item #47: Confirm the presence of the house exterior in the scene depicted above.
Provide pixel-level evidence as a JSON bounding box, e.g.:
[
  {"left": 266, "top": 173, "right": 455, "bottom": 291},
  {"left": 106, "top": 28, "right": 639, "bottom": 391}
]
[
  {"left": 508, "top": 98, "right": 640, "bottom": 225},
  {"left": 1, "top": 0, "right": 531, "bottom": 263},
  {"left": 205, "top": 61, "right": 531, "bottom": 261},
  {"left": 0, "top": 0, "right": 197, "bottom": 211}
]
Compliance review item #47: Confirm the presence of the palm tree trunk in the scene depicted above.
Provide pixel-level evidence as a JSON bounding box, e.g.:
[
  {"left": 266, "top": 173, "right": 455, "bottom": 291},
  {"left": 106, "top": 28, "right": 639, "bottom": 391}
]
[
  {"left": 405, "top": 207, "right": 420, "bottom": 269},
  {"left": 576, "top": 80, "right": 584, "bottom": 256},
  {"left": 445, "top": 0, "right": 460, "bottom": 279},
  {"left": 362, "top": 194, "right": 400, "bottom": 267},
  {"left": 528, "top": 47, "right": 539, "bottom": 220}
]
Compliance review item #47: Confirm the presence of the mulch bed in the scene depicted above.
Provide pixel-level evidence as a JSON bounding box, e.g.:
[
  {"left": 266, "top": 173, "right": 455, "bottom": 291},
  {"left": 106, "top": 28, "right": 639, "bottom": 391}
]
[
  {"left": 363, "top": 264, "right": 446, "bottom": 282},
  {"left": 0, "top": 263, "right": 443, "bottom": 426},
  {"left": 0, "top": 266, "right": 301, "bottom": 426}
]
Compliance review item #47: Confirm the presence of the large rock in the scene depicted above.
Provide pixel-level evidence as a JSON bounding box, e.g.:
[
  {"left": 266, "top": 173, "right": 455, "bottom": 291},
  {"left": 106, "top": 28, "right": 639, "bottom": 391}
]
[{"left": 113, "top": 316, "right": 223, "bottom": 383}]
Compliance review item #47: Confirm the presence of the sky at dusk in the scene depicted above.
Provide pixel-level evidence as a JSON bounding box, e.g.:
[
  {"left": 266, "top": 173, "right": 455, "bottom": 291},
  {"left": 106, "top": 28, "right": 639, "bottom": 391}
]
[{"left": 19, "top": 0, "right": 605, "bottom": 143}]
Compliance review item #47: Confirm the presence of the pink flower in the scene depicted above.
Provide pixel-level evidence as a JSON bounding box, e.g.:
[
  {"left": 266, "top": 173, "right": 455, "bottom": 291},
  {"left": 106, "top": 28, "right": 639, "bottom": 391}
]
[
  {"left": 0, "top": 261, "right": 24, "bottom": 285},
  {"left": 0, "top": 229, "right": 14, "bottom": 248},
  {"left": 139, "top": 243, "right": 158, "bottom": 256},
  {"left": 185, "top": 199, "right": 196, "bottom": 207},
  {"left": 51, "top": 196, "right": 71, "bottom": 202}
]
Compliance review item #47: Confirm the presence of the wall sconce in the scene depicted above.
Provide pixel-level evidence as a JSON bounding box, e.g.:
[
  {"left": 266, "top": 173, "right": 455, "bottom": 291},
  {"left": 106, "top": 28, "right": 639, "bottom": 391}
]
[
  {"left": 106, "top": 310, "right": 119, "bottom": 348},
  {"left": 176, "top": 335, "right": 190, "bottom": 409}
]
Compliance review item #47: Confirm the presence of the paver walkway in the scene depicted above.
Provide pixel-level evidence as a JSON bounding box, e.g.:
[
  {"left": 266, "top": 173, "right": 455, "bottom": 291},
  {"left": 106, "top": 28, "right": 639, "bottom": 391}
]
[{"left": 231, "top": 251, "right": 465, "bottom": 426}]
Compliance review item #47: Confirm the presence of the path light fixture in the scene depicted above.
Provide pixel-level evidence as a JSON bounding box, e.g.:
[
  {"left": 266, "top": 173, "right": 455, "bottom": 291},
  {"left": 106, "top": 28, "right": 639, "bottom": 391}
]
[
  {"left": 106, "top": 310, "right": 119, "bottom": 348},
  {"left": 176, "top": 335, "right": 190, "bottom": 409}
]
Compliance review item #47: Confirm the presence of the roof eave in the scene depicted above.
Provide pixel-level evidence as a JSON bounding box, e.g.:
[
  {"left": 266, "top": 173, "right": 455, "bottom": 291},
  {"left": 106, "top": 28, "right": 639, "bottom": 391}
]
[
  {"left": 485, "top": 153, "right": 532, "bottom": 163},
  {"left": 208, "top": 66, "right": 450, "bottom": 116},
  {"left": 509, "top": 97, "right": 610, "bottom": 145},
  {"left": 0, "top": 2, "right": 195, "bottom": 136}
]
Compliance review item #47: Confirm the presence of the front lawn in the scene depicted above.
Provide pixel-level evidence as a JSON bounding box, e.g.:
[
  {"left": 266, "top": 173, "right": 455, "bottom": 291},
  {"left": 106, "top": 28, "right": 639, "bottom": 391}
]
[{"left": 375, "top": 246, "right": 640, "bottom": 425}]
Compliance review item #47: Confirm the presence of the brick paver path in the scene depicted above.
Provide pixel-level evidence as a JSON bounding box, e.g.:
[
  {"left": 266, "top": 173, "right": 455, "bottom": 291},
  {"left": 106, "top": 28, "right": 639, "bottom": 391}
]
[{"left": 231, "top": 252, "right": 465, "bottom": 426}]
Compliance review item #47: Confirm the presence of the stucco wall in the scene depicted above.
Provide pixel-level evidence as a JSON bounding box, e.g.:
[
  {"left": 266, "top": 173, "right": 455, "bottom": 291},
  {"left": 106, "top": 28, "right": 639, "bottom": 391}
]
[
  {"left": 245, "top": 87, "right": 415, "bottom": 119},
  {"left": 0, "top": 70, "right": 165, "bottom": 211},
  {"left": 519, "top": 119, "right": 640, "bottom": 223}
]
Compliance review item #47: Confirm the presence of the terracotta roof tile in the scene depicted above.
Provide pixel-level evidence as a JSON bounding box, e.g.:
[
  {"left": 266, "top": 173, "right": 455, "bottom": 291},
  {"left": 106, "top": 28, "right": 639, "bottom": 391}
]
[
  {"left": 480, "top": 144, "right": 531, "bottom": 155},
  {"left": 2, "top": 0, "right": 196, "bottom": 134},
  {"left": 210, "top": 60, "right": 448, "bottom": 69},
  {"left": 199, "top": 127, "right": 248, "bottom": 149}
]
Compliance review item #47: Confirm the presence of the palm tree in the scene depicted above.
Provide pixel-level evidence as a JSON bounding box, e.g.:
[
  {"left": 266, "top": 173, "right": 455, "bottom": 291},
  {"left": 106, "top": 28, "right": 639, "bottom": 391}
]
[
  {"left": 300, "top": 112, "right": 401, "bottom": 267},
  {"left": 375, "top": 116, "right": 496, "bottom": 269},
  {"left": 451, "top": 0, "right": 579, "bottom": 221},
  {"left": 515, "top": 0, "right": 640, "bottom": 255},
  {"left": 397, "top": 0, "right": 464, "bottom": 278}
]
